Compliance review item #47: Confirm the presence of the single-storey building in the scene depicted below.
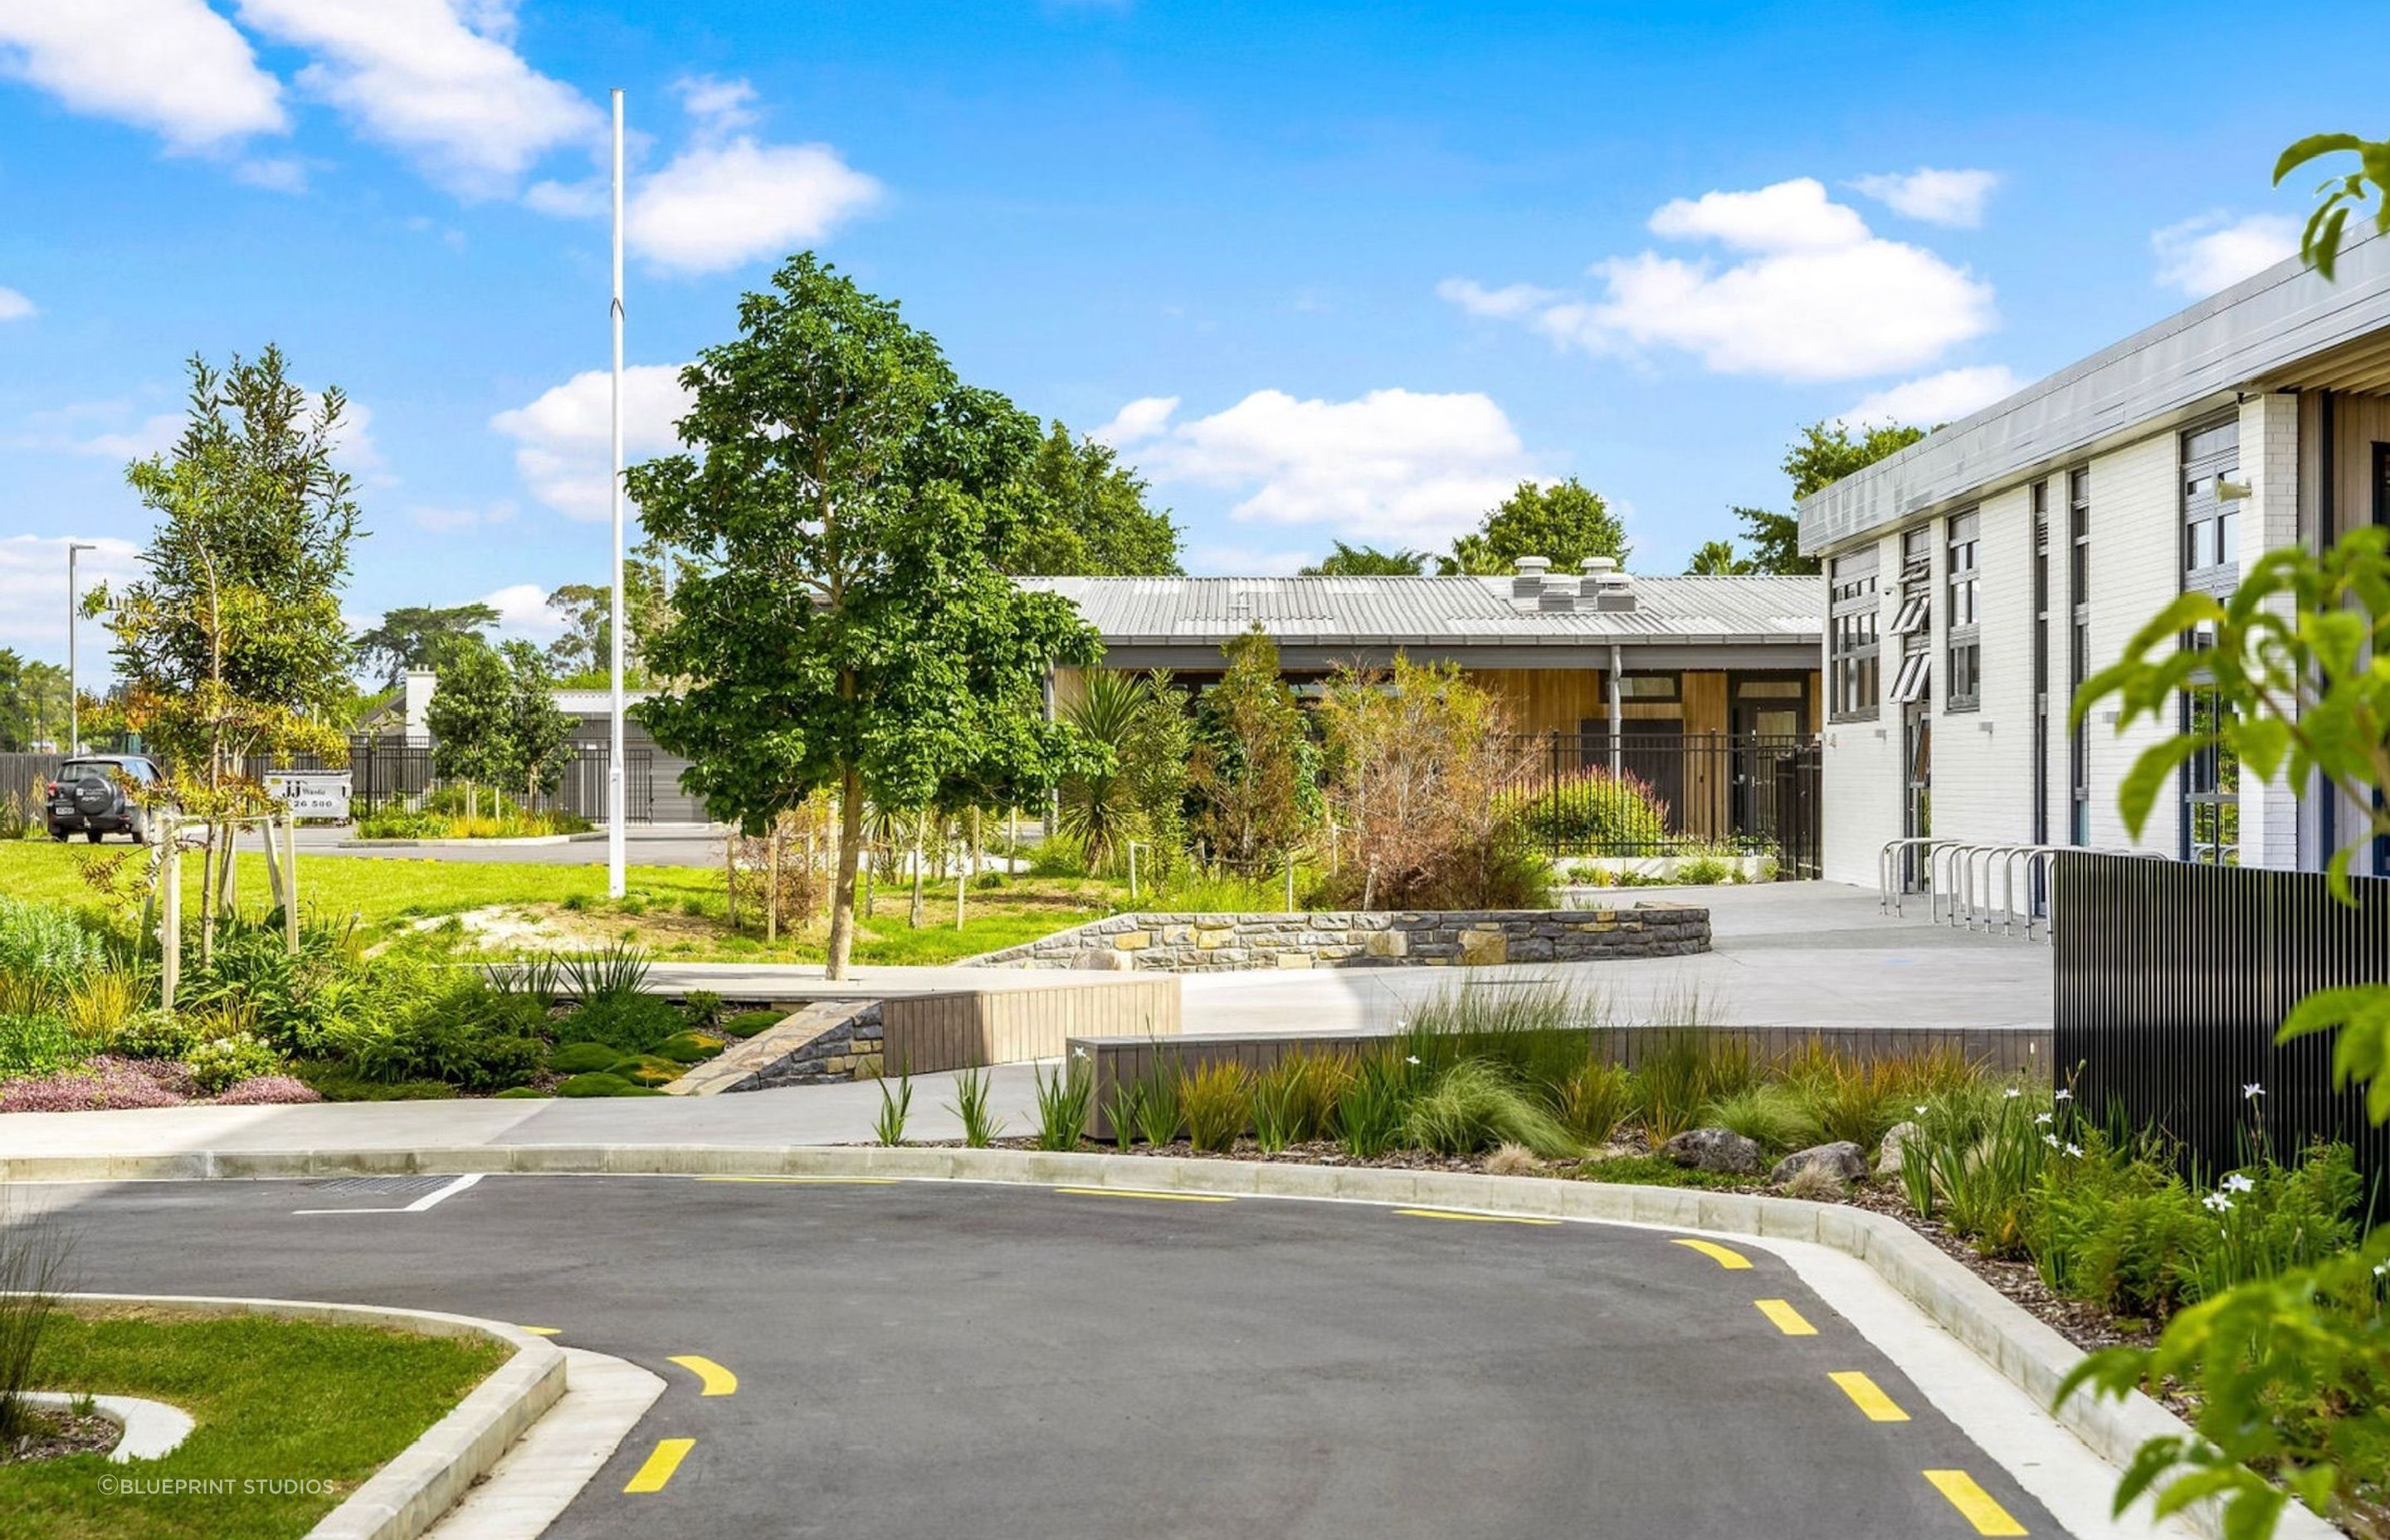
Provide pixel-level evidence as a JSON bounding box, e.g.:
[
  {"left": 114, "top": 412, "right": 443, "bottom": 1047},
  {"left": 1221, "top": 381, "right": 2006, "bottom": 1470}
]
[{"left": 1798, "top": 228, "right": 2390, "bottom": 887}]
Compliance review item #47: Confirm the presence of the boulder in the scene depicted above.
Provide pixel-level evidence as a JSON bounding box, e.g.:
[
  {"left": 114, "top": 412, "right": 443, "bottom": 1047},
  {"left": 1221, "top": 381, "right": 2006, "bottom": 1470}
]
[
  {"left": 1073, "top": 949, "right": 1134, "bottom": 971},
  {"left": 1770, "top": 1141, "right": 1868, "bottom": 1187},
  {"left": 1661, "top": 1126, "right": 1763, "bottom": 1175},
  {"left": 1875, "top": 1120, "right": 1922, "bottom": 1178}
]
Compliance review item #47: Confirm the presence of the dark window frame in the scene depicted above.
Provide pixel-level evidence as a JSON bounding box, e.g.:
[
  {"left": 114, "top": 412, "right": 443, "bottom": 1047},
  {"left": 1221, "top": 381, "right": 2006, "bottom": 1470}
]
[
  {"left": 2068, "top": 467, "right": 2091, "bottom": 846},
  {"left": 1944, "top": 507, "right": 1982, "bottom": 713},
  {"left": 1828, "top": 546, "right": 1881, "bottom": 723}
]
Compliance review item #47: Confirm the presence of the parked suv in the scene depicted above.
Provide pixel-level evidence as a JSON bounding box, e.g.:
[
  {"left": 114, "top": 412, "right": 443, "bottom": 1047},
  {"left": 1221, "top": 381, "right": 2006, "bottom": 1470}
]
[{"left": 46, "top": 755, "right": 163, "bottom": 844}]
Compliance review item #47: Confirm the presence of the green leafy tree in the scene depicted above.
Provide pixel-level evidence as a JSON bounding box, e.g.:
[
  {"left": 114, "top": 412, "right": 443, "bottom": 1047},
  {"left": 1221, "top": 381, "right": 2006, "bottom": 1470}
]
[
  {"left": 1189, "top": 626, "right": 1318, "bottom": 872},
  {"left": 1784, "top": 419, "right": 1928, "bottom": 502},
  {"left": 424, "top": 639, "right": 514, "bottom": 796},
  {"left": 1731, "top": 505, "right": 1814, "bottom": 577},
  {"left": 354, "top": 602, "right": 499, "bottom": 686},
  {"left": 1001, "top": 422, "right": 1183, "bottom": 575},
  {"left": 1057, "top": 670, "right": 1192, "bottom": 875},
  {"left": 1443, "top": 477, "right": 1627, "bottom": 575},
  {"left": 0, "top": 652, "right": 70, "bottom": 751},
  {"left": 624, "top": 254, "right": 1100, "bottom": 978},
  {"left": 1685, "top": 539, "right": 1755, "bottom": 576},
  {"left": 503, "top": 641, "right": 578, "bottom": 804},
  {"left": 1301, "top": 542, "right": 1429, "bottom": 576},
  {"left": 95, "top": 348, "right": 359, "bottom": 956},
  {"left": 543, "top": 537, "right": 674, "bottom": 684}
]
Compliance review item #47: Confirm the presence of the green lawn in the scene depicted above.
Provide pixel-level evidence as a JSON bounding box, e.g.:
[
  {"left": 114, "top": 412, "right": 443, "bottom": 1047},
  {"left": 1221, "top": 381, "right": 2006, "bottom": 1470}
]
[
  {"left": 0, "top": 840, "right": 1128, "bottom": 966},
  {"left": 2, "top": 1308, "right": 508, "bottom": 1540}
]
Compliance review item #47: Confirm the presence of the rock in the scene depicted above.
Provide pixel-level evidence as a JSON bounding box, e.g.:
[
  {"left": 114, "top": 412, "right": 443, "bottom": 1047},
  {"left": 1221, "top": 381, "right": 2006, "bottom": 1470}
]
[
  {"left": 1875, "top": 1121, "right": 1921, "bottom": 1178},
  {"left": 1770, "top": 1141, "right": 1868, "bottom": 1186},
  {"left": 1073, "top": 949, "right": 1133, "bottom": 971},
  {"left": 1661, "top": 1127, "right": 1763, "bottom": 1175}
]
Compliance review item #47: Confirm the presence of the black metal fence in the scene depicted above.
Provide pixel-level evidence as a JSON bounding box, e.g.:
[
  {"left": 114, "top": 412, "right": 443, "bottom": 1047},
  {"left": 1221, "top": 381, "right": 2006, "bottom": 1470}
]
[
  {"left": 1505, "top": 731, "right": 1821, "bottom": 877},
  {"left": 2054, "top": 851, "right": 2390, "bottom": 1187},
  {"left": 234, "top": 738, "right": 656, "bottom": 822}
]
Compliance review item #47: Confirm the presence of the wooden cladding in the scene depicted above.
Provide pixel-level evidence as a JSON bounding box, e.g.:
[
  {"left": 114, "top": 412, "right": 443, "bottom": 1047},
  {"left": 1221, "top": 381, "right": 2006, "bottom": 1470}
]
[{"left": 880, "top": 978, "right": 1182, "bottom": 1075}]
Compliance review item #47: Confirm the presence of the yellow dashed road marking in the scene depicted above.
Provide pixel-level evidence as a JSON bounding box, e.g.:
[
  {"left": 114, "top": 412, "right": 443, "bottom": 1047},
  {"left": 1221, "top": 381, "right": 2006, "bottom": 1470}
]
[
  {"left": 1391, "top": 1208, "right": 1560, "bottom": 1226},
  {"left": 1671, "top": 1238, "right": 1752, "bottom": 1270},
  {"left": 623, "top": 1438, "right": 695, "bottom": 1494},
  {"left": 1924, "top": 1469, "right": 2028, "bottom": 1535},
  {"left": 668, "top": 1355, "right": 738, "bottom": 1396},
  {"left": 695, "top": 1176, "right": 900, "bottom": 1185},
  {"left": 1054, "top": 1187, "right": 1235, "bottom": 1202},
  {"left": 1829, "top": 1371, "right": 1910, "bottom": 1422},
  {"left": 1754, "top": 1299, "right": 1817, "bottom": 1335},
  {"left": 519, "top": 1326, "right": 561, "bottom": 1337}
]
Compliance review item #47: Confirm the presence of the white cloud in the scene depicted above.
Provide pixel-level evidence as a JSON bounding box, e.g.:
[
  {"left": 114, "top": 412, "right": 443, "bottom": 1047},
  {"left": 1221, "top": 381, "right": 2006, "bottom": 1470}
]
[
  {"left": 411, "top": 499, "right": 516, "bottom": 534},
  {"left": 1844, "top": 365, "right": 2025, "bottom": 427},
  {"left": 320, "top": 394, "right": 387, "bottom": 480},
  {"left": 626, "top": 138, "right": 880, "bottom": 275},
  {"left": 2153, "top": 212, "right": 2299, "bottom": 298},
  {"left": 0, "top": 285, "right": 34, "bottom": 322},
  {"left": 72, "top": 412, "right": 183, "bottom": 459},
  {"left": 1090, "top": 396, "right": 1179, "bottom": 447},
  {"left": 234, "top": 0, "right": 601, "bottom": 197},
  {"left": 675, "top": 73, "right": 758, "bottom": 134},
  {"left": 1183, "top": 543, "right": 1312, "bottom": 578},
  {"left": 1648, "top": 179, "right": 1871, "bottom": 251},
  {"left": 479, "top": 582, "right": 568, "bottom": 646},
  {"left": 1436, "top": 278, "right": 1559, "bottom": 319},
  {"left": 0, "top": 0, "right": 286, "bottom": 151},
  {"left": 1849, "top": 168, "right": 2000, "bottom": 228},
  {"left": 1113, "top": 388, "right": 1536, "bottom": 543},
  {"left": 1446, "top": 178, "right": 1996, "bottom": 382},
  {"left": 0, "top": 534, "right": 144, "bottom": 659},
  {"left": 232, "top": 155, "right": 309, "bottom": 193},
  {"left": 490, "top": 363, "right": 693, "bottom": 519}
]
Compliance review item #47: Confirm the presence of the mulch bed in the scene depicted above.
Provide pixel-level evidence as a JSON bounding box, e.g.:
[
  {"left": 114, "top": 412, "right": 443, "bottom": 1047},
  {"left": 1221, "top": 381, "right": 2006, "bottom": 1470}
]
[{"left": 4, "top": 1407, "right": 118, "bottom": 1465}]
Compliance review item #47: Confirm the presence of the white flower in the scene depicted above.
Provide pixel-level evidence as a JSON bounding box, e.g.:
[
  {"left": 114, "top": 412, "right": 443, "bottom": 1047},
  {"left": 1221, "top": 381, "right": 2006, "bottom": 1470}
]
[
  {"left": 2043, "top": 1133, "right": 2061, "bottom": 1149},
  {"left": 1071, "top": 1046, "right": 1089, "bottom": 1060},
  {"left": 2374, "top": 1262, "right": 2388, "bottom": 1279},
  {"left": 2003, "top": 1087, "right": 2022, "bottom": 1099},
  {"left": 1914, "top": 1104, "right": 1929, "bottom": 1115},
  {"left": 2242, "top": 1083, "right": 2264, "bottom": 1099},
  {"left": 2222, "top": 1172, "right": 2255, "bottom": 1194},
  {"left": 2052, "top": 1089, "right": 2072, "bottom": 1102},
  {"left": 2034, "top": 1112, "right": 2053, "bottom": 1126},
  {"left": 1405, "top": 1055, "right": 1421, "bottom": 1065},
  {"left": 2065, "top": 1143, "right": 2083, "bottom": 1158},
  {"left": 2202, "top": 1192, "right": 2233, "bottom": 1213}
]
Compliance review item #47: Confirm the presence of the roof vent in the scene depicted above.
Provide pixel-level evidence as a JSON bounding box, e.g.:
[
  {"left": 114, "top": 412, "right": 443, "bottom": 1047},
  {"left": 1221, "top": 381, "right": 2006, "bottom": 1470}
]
[
  {"left": 1537, "top": 574, "right": 1579, "bottom": 612},
  {"left": 1583, "top": 558, "right": 1636, "bottom": 612},
  {"left": 1510, "top": 556, "right": 1550, "bottom": 606}
]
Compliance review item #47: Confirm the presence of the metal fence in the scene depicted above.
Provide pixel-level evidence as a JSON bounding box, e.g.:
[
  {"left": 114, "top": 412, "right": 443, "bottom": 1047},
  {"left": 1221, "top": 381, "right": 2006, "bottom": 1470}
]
[
  {"left": 2053, "top": 850, "right": 2390, "bottom": 1186},
  {"left": 1506, "top": 730, "right": 1821, "bottom": 877},
  {"left": 237, "top": 739, "right": 657, "bottom": 822}
]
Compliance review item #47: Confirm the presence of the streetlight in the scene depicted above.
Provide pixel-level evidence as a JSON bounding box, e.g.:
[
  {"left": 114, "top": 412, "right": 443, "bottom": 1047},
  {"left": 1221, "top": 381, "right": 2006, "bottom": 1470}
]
[
  {"left": 66, "top": 541, "right": 95, "bottom": 754},
  {"left": 606, "top": 87, "right": 627, "bottom": 899}
]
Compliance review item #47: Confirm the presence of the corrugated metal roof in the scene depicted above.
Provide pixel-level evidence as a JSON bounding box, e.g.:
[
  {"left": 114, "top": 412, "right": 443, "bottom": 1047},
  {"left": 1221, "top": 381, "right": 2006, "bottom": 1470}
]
[{"left": 1021, "top": 574, "right": 1821, "bottom": 646}]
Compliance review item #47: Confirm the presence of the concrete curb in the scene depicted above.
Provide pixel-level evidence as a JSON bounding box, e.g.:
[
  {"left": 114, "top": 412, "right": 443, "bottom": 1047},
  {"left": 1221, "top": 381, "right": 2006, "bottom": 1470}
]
[
  {"left": 336, "top": 833, "right": 602, "bottom": 849},
  {"left": 17, "top": 1389, "right": 195, "bottom": 1461},
  {"left": 12, "top": 1148, "right": 2337, "bottom": 1540},
  {"left": 50, "top": 1291, "right": 566, "bottom": 1540}
]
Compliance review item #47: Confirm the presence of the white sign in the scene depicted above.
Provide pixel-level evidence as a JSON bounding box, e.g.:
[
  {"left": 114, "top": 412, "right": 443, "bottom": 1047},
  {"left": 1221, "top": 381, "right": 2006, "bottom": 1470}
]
[{"left": 265, "top": 771, "right": 353, "bottom": 821}]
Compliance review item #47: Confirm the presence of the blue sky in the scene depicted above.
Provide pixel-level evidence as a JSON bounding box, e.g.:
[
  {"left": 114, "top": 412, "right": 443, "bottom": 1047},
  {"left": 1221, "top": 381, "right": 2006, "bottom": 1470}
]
[{"left": 0, "top": 0, "right": 2373, "bottom": 669}]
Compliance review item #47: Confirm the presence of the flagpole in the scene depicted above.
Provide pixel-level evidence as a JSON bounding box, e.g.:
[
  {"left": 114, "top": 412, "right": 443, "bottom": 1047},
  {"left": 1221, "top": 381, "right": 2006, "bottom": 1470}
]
[{"left": 607, "top": 86, "right": 627, "bottom": 899}]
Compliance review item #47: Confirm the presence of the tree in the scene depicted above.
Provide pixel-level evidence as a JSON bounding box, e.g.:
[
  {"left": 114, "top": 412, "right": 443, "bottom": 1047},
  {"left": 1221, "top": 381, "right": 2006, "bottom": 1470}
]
[
  {"left": 0, "top": 652, "right": 70, "bottom": 751},
  {"left": 1001, "top": 422, "right": 1183, "bottom": 575},
  {"left": 1443, "top": 477, "right": 1627, "bottom": 575},
  {"left": 543, "top": 536, "right": 674, "bottom": 682},
  {"left": 354, "top": 602, "right": 498, "bottom": 686},
  {"left": 96, "top": 347, "right": 360, "bottom": 957},
  {"left": 1731, "top": 505, "right": 1812, "bottom": 577},
  {"left": 1783, "top": 420, "right": 1925, "bottom": 501},
  {"left": 1300, "top": 542, "right": 1429, "bottom": 576},
  {"left": 1189, "top": 626, "right": 1317, "bottom": 873},
  {"left": 1058, "top": 670, "right": 1192, "bottom": 875},
  {"left": 1685, "top": 539, "right": 1755, "bottom": 576},
  {"left": 625, "top": 254, "right": 1100, "bottom": 979},
  {"left": 502, "top": 641, "right": 579, "bottom": 805},
  {"left": 424, "top": 639, "right": 514, "bottom": 798}
]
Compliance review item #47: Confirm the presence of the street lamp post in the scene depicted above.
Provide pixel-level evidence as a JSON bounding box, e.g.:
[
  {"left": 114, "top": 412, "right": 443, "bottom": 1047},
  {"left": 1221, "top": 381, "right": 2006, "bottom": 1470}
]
[
  {"left": 606, "top": 87, "right": 627, "bottom": 899},
  {"left": 66, "top": 541, "right": 95, "bottom": 754}
]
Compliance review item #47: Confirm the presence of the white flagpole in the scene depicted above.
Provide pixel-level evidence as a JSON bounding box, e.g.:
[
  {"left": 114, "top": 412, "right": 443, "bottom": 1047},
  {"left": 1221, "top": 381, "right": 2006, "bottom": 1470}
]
[{"left": 607, "top": 87, "right": 627, "bottom": 899}]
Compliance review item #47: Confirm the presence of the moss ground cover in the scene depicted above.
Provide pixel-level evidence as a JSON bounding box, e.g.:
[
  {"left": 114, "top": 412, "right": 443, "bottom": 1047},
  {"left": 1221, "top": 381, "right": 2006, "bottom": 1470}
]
[{"left": 1, "top": 1308, "right": 507, "bottom": 1540}]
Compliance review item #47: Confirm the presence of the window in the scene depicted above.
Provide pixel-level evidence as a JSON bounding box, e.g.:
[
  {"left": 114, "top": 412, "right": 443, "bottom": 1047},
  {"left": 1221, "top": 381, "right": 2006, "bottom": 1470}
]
[
  {"left": 2181, "top": 418, "right": 2241, "bottom": 598},
  {"left": 1617, "top": 675, "right": 1680, "bottom": 700},
  {"left": 1829, "top": 547, "right": 1880, "bottom": 721},
  {"left": 2068, "top": 469, "right": 2090, "bottom": 846},
  {"left": 1945, "top": 509, "right": 1981, "bottom": 712},
  {"left": 2181, "top": 628, "right": 2239, "bottom": 865},
  {"left": 2031, "top": 481, "right": 2051, "bottom": 849},
  {"left": 1894, "top": 525, "right": 1934, "bottom": 709}
]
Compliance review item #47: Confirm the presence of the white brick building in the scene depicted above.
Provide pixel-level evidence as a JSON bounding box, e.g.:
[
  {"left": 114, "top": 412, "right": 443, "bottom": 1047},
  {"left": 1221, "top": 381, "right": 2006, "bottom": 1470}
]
[{"left": 1800, "top": 231, "right": 2390, "bottom": 890}]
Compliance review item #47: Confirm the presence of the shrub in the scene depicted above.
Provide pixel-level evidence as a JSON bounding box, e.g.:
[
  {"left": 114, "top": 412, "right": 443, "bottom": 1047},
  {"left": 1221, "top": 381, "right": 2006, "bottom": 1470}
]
[
  {"left": 560, "top": 992, "right": 688, "bottom": 1055},
  {"left": 680, "top": 990, "right": 722, "bottom": 1026},
  {"left": 950, "top": 1065, "right": 1002, "bottom": 1147},
  {"left": 1251, "top": 1050, "right": 1349, "bottom": 1152},
  {"left": 549, "top": 1041, "right": 622, "bottom": 1075},
  {"left": 0, "top": 898, "right": 110, "bottom": 992},
  {"left": 324, "top": 982, "right": 551, "bottom": 1090},
  {"left": 1554, "top": 1060, "right": 1633, "bottom": 1144},
  {"left": 608, "top": 1055, "right": 684, "bottom": 1088},
  {"left": 64, "top": 972, "right": 148, "bottom": 1044},
  {"left": 1674, "top": 854, "right": 1734, "bottom": 885},
  {"left": 1909, "top": 1085, "right": 2054, "bottom": 1256},
  {"left": 1505, "top": 767, "right": 1671, "bottom": 855},
  {"left": 556, "top": 1072, "right": 661, "bottom": 1098},
  {"left": 719, "top": 1009, "right": 784, "bottom": 1040},
  {"left": 1405, "top": 1059, "right": 1579, "bottom": 1160},
  {"left": 494, "top": 1086, "right": 549, "bottom": 1099},
  {"left": 656, "top": 1031, "right": 725, "bottom": 1065},
  {"left": 1179, "top": 1061, "right": 1251, "bottom": 1153},
  {"left": 875, "top": 1071, "right": 913, "bottom": 1145},
  {"left": 2194, "top": 1143, "right": 2366, "bottom": 1301},
  {"left": 290, "top": 1061, "right": 458, "bottom": 1102},
  {"left": 1128, "top": 1056, "right": 1183, "bottom": 1148},
  {"left": 1630, "top": 1022, "right": 1755, "bottom": 1143},
  {"left": 0, "top": 1016, "right": 88, "bottom": 1081},
  {"left": 563, "top": 943, "right": 651, "bottom": 1002},
  {"left": 110, "top": 1011, "right": 197, "bottom": 1061},
  {"left": 184, "top": 1032, "right": 284, "bottom": 1094},
  {"left": 1334, "top": 1053, "right": 1411, "bottom": 1159},
  {"left": 209, "top": 1074, "right": 323, "bottom": 1105}
]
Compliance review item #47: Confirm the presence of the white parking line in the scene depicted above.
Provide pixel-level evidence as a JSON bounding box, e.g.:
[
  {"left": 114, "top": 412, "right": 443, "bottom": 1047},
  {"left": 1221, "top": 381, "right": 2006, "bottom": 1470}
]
[{"left": 295, "top": 1173, "right": 484, "bottom": 1215}]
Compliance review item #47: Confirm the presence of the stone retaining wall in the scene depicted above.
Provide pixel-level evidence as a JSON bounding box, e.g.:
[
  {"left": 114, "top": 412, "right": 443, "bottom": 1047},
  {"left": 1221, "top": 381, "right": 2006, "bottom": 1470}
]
[
  {"left": 667, "top": 1001, "right": 885, "bottom": 1094},
  {"left": 963, "top": 903, "right": 1708, "bottom": 972}
]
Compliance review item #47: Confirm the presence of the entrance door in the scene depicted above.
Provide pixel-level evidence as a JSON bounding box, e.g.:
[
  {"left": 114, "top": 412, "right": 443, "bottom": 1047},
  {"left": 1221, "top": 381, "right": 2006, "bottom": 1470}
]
[{"left": 1904, "top": 709, "right": 1933, "bottom": 890}]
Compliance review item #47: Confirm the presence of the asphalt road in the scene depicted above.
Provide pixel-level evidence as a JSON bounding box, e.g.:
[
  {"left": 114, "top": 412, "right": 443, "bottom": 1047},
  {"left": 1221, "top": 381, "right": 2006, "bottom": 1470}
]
[{"left": 12, "top": 1174, "right": 2102, "bottom": 1540}]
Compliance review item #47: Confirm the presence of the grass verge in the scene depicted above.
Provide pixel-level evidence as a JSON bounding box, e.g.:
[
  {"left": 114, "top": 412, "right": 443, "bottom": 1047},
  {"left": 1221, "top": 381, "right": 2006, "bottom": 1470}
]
[{"left": 1, "top": 1306, "right": 507, "bottom": 1540}]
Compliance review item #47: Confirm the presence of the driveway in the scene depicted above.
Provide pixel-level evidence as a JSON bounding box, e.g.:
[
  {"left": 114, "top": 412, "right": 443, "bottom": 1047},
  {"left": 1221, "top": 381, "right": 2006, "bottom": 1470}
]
[{"left": 11, "top": 1173, "right": 2178, "bottom": 1540}]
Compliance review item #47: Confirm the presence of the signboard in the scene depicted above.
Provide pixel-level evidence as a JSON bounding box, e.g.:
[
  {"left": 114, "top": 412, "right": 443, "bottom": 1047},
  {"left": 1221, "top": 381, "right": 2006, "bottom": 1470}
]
[{"left": 264, "top": 770, "right": 353, "bottom": 821}]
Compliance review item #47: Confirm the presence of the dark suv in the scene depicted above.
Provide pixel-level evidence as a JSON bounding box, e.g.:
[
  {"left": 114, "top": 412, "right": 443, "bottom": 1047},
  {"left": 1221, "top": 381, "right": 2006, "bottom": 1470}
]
[{"left": 46, "top": 755, "right": 163, "bottom": 844}]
